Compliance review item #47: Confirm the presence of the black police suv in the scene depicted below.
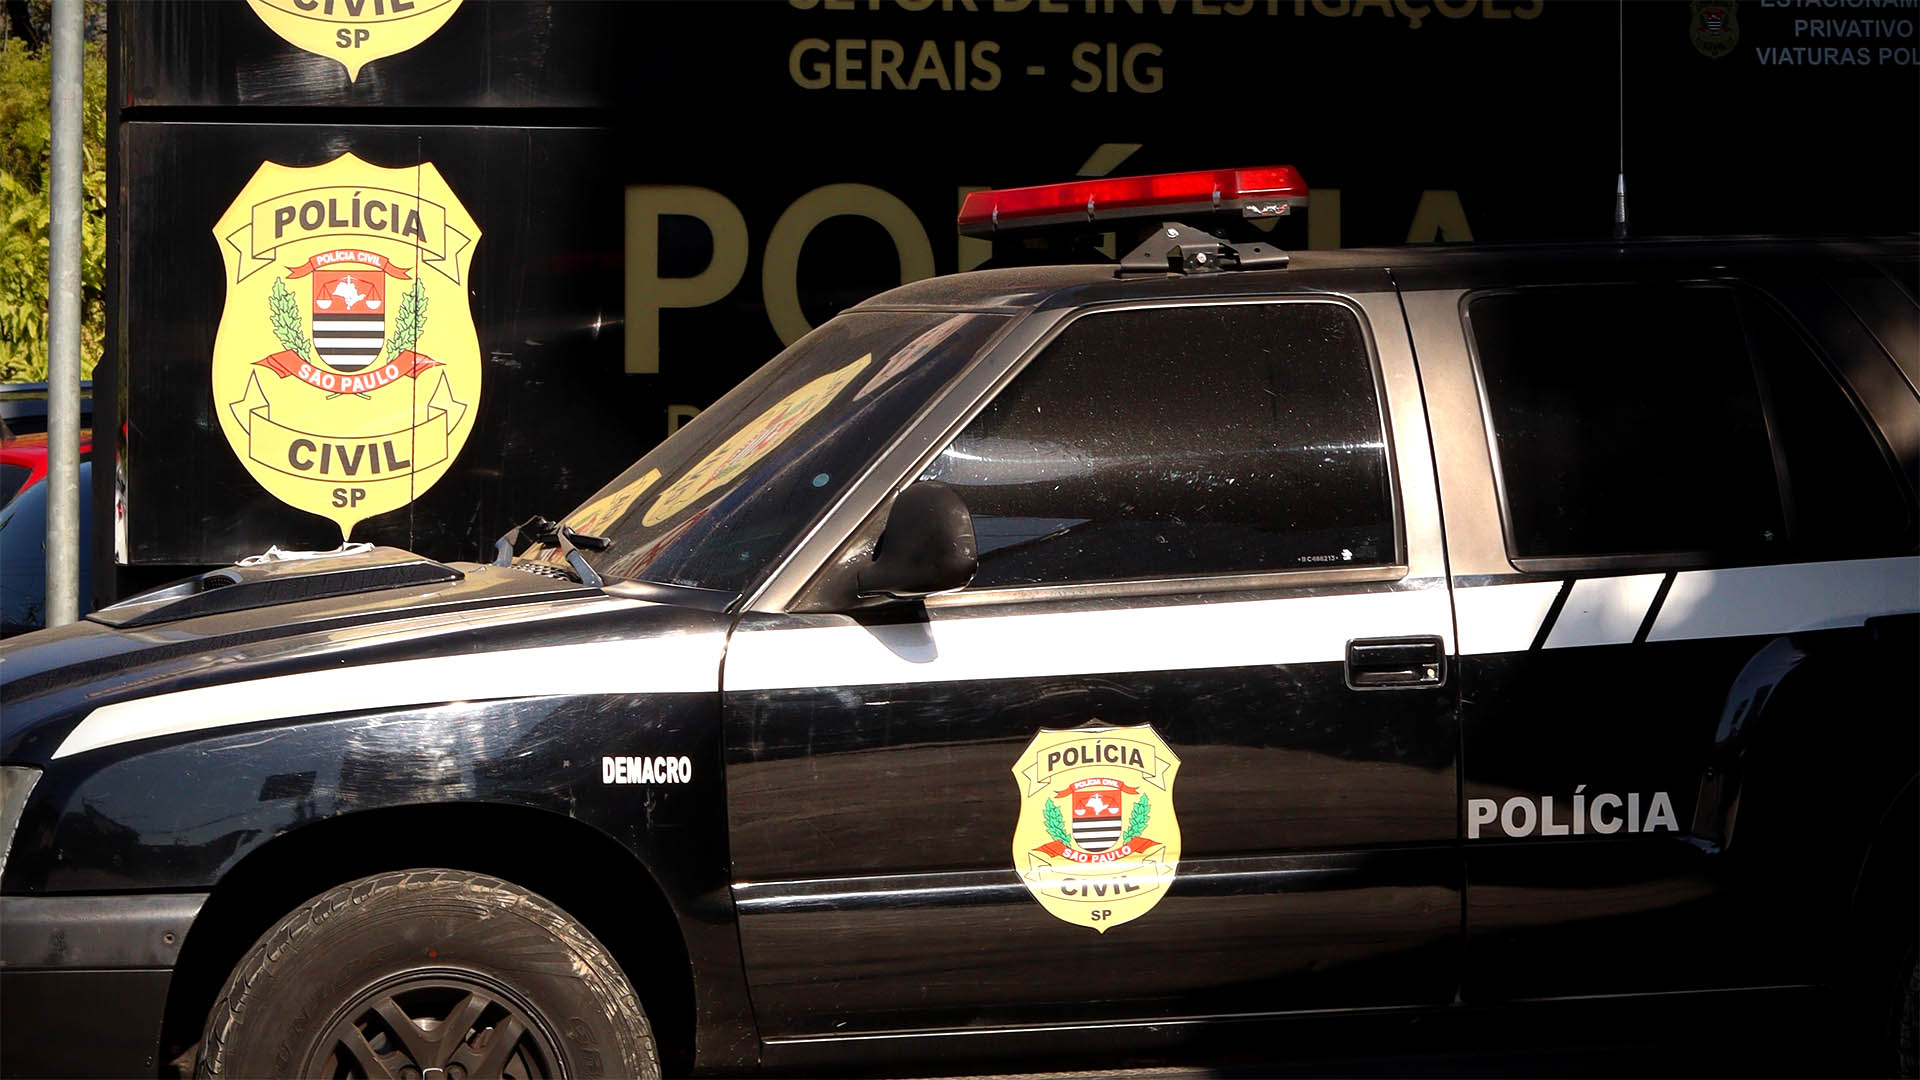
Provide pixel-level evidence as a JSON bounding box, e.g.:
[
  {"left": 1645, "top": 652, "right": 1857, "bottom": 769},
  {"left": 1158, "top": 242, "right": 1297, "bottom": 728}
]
[{"left": 2, "top": 168, "right": 1916, "bottom": 1079}]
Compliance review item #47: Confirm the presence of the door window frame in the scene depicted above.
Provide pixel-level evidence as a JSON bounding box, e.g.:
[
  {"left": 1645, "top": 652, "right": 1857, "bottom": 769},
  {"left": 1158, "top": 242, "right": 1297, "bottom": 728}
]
[
  {"left": 769, "top": 295, "right": 1413, "bottom": 613},
  {"left": 1463, "top": 281, "right": 1792, "bottom": 575}
]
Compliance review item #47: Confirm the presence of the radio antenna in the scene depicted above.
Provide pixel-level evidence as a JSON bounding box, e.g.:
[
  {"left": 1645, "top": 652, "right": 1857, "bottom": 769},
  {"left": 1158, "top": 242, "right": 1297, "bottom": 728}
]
[{"left": 1614, "top": 0, "right": 1629, "bottom": 239}]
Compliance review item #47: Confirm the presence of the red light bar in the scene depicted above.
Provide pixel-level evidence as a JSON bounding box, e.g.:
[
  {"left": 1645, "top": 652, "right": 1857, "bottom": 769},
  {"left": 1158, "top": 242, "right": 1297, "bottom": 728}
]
[{"left": 957, "top": 166, "right": 1308, "bottom": 236}]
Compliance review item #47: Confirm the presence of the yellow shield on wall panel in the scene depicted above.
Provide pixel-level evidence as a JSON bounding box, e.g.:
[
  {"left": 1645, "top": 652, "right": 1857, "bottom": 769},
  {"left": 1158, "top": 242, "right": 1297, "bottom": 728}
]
[
  {"left": 246, "top": 0, "right": 464, "bottom": 82},
  {"left": 1010, "top": 722, "right": 1183, "bottom": 933},
  {"left": 210, "top": 152, "right": 482, "bottom": 540}
]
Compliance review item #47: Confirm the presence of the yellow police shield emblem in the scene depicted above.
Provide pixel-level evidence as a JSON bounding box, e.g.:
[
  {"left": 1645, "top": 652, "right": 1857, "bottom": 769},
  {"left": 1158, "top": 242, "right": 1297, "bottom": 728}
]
[
  {"left": 247, "top": 0, "right": 464, "bottom": 82},
  {"left": 1011, "top": 722, "right": 1182, "bottom": 933},
  {"left": 210, "top": 152, "right": 482, "bottom": 540}
]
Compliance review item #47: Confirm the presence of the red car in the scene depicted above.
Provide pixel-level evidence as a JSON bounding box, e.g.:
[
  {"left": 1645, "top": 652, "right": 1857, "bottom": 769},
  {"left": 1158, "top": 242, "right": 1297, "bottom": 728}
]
[
  {"left": 0, "top": 430, "right": 93, "bottom": 508},
  {"left": 0, "top": 380, "right": 92, "bottom": 507}
]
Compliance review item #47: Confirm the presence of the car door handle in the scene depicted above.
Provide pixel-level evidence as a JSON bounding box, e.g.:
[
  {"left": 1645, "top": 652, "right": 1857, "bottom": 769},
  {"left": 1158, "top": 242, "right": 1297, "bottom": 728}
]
[{"left": 1344, "top": 635, "right": 1447, "bottom": 690}]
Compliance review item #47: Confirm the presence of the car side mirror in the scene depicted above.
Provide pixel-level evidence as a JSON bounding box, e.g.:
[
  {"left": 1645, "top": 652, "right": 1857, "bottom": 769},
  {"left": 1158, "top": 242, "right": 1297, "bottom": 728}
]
[{"left": 854, "top": 481, "right": 977, "bottom": 602}]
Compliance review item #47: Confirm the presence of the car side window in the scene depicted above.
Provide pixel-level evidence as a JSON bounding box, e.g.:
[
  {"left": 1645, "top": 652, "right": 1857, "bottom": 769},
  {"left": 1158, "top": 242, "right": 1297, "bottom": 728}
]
[
  {"left": 1468, "top": 285, "right": 1786, "bottom": 563},
  {"left": 0, "top": 463, "right": 28, "bottom": 507},
  {"left": 1739, "top": 289, "right": 1916, "bottom": 556},
  {"left": 918, "top": 301, "right": 1396, "bottom": 590}
]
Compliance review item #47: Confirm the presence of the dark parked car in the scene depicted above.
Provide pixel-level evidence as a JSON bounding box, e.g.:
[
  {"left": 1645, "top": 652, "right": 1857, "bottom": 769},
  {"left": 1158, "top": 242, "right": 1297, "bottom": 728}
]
[
  {"left": 0, "top": 379, "right": 92, "bottom": 508},
  {"left": 1, "top": 170, "right": 1915, "bottom": 1079},
  {"left": 0, "top": 460, "right": 93, "bottom": 636},
  {"left": 1, "top": 381, "right": 97, "bottom": 635}
]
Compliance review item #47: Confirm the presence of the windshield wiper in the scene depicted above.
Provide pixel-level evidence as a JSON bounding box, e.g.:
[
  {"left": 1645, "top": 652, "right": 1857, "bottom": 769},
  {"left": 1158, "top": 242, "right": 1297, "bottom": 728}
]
[{"left": 493, "top": 516, "right": 612, "bottom": 588}]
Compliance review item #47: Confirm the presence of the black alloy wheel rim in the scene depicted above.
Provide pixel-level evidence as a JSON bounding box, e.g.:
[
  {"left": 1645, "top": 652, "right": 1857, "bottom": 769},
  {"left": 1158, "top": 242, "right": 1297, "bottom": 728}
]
[{"left": 306, "top": 972, "right": 562, "bottom": 1080}]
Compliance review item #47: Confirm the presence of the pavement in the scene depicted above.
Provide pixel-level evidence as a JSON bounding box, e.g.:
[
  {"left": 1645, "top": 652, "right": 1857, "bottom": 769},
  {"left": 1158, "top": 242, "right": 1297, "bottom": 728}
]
[{"left": 847, "top": 993, "right": 1883, "bottom": 1079}]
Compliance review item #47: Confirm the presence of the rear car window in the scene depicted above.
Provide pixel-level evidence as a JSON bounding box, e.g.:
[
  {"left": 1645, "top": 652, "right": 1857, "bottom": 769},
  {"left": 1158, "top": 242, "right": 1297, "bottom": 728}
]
[
  {"left": 1740, "top": 290, "right": 1915, "bottom": 557},
  {"left": 1469, "top": 282, "right": 1914, "bottom": 565},
  {"left": 919, "top": 301, "right": 1396, "bottom": 589},
  {"left": 1467, "top": 285, "right": 1785, "bottom": 563},
  {"left": 0, "top": 463, "right": 28, "bottom": 507}
]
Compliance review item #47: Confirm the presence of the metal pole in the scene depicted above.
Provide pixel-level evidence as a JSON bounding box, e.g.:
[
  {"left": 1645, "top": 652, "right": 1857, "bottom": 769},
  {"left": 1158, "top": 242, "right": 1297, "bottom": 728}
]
[{"left": 45, "top": 0, "right": 83, "bottom": 627}]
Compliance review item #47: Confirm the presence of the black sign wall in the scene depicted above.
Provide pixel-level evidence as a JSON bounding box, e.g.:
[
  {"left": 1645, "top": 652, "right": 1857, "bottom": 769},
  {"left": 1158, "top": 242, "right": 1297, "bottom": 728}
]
[{"left": 103, "top": 0, "right": 1919, "bottom": 578}]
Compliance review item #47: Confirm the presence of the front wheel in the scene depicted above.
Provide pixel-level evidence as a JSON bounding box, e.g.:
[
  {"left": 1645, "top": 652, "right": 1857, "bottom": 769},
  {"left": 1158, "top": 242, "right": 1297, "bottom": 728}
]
[{"left": 199, "top": 869, "right": 658, "bottom": 1079}]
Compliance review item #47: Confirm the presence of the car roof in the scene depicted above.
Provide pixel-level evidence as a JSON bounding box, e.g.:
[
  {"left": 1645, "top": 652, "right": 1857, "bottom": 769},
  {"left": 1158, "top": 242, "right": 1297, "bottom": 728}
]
[
  {"left": 1, "top": 432, "right": 94, "bottom": 455},
  {"left": 851, "top": 235, "right": 1917, "bottom": 314}
]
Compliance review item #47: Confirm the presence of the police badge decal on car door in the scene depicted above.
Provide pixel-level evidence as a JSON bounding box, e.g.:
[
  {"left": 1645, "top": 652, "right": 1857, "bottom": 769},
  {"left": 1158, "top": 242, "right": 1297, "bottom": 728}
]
[{"left": 1012, "top": 722, "right": 1183, "bottom": 932}]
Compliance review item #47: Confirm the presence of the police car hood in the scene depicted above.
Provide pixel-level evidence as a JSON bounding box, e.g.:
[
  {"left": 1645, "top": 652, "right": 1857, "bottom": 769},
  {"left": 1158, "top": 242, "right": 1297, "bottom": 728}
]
[{"left": 0, "top": 552, "right": 731, "bottom": 765}]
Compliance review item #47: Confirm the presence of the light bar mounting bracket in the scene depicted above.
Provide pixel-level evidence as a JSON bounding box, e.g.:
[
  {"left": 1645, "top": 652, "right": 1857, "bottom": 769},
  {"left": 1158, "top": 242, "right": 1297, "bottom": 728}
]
[{"left": 1117, "top": 221, "right": 1290, "bottom": 275}]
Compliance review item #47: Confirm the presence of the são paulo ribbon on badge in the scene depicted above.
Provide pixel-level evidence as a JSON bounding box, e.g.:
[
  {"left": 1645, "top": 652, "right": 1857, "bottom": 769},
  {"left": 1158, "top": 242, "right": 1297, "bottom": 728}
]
[
  {"left": 210, "top": 152, "right": 482, "bottom": 540},
  {"left": 247, "top": 0, "right": 464, "bottom": 82},
  {"left": 1011, "top": 722, "right": 1182, "bottom": 933}
]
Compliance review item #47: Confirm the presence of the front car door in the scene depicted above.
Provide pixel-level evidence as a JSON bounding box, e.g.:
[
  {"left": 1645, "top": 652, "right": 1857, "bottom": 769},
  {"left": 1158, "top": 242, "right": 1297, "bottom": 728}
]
[{"left": 721, "top": 281, "right": 1464, "bottom": 1065}]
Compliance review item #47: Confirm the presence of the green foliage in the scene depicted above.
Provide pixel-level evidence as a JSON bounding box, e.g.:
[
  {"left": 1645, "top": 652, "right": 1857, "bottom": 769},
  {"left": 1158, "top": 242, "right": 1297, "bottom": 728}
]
[
  {"left": 0, "top": 35, "right": 108, "bottom": 383},
  {"left": 383, "top": 279, "right": 428, "bottom": 360},
  {"left": 268, "top": 278, "right": 314, "bottom": 362},
  {"left": 1121, "top": 794, "right": 1150, "bottom": 843},
  {"left": 8, "top": 3, "right": 111, "bottom": 50},
  {"left": 1042, "top": 799, "right": 1072, "bottom": 848}
]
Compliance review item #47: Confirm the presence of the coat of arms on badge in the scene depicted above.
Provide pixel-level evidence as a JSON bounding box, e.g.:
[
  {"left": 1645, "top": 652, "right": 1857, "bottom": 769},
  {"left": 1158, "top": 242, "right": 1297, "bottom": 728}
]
[
  {"left": 1011, "top": 722, "right": 1183, "bottom": 933},
  {"left": 1690, "top": 0, "right": 1739, "bottom": 58},
  {"left": 210, "top": 152, "right": 482, "bottom": 540}
]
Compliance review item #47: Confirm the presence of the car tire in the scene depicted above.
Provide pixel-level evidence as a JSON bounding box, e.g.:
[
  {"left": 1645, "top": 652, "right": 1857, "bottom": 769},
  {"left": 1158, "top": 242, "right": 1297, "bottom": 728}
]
[{"left": 198, "top": 868, "right": 658, "bottom": 1080}]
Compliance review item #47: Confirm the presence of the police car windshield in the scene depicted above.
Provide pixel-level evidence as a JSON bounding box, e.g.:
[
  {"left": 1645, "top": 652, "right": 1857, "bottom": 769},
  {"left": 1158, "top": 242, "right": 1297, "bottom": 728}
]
[{"left": 544, "top": 311, "right": 1005, "bottom": 595}]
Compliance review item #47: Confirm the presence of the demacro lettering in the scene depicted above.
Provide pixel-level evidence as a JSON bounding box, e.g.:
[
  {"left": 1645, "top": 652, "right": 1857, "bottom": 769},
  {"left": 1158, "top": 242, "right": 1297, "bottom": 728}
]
[{"left": 601, "top": 755, "right": 694, "bottom": 785}]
